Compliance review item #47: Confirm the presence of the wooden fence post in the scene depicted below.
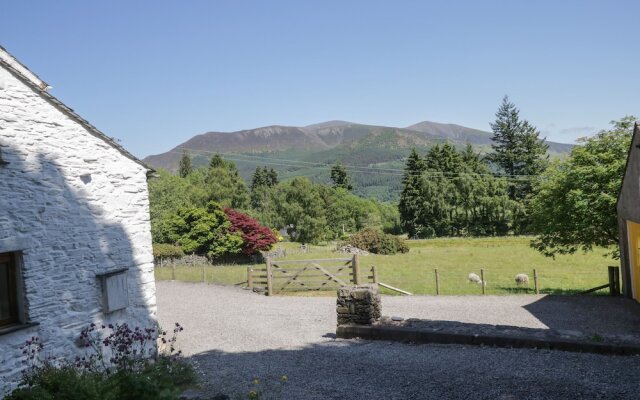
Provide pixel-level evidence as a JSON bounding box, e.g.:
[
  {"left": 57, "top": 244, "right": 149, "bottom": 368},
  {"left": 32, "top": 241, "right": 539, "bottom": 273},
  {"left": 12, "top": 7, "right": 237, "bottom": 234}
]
[
  {"left": 608, "top": 266, "right": 620, "bottom": 296},
  {"left": 266, "top": 257, "right": 274, "bottom": 296},
  {"left": 533, "top": 269, "right": 539, "bottom": 294},
  {"left": 435, "top": 268, "right": 440, "bottom": 295},
  {"left": 371, "top": 266, "right": 378, "bottom": 284},
  {"left": 202, "top": 264, "right": 206, "bottom": 283},
  {"left": 352, "top": 254, "right": 361, "bottom": 285},
  {"left": 171, "top": 264, "right": 176, "bottom": 281},
  {"left": 247, "top": 267, "right": 254, "bottom": 289},
  {"left": 480, "top": 268, "right": 486, "bottom": 295}
]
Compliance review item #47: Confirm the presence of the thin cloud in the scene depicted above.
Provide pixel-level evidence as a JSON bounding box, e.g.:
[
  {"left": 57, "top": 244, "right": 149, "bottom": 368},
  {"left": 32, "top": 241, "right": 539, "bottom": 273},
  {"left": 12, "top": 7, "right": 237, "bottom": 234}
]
[{"left": 559, "top": 126, "right": 596, "bottom": 135}]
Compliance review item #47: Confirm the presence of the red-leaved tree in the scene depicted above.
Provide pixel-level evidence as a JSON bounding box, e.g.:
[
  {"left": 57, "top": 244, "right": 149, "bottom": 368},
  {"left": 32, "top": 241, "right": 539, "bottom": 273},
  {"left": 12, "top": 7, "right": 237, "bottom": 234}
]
[{"left": 224, "top": 208, "right": 278, "bottom": 255}]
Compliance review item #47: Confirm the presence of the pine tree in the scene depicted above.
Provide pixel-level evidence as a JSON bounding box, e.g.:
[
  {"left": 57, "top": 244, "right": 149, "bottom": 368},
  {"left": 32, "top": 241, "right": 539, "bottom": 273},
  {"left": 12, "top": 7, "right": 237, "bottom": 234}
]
[
  {"left": 250, "top": 166, "right": 279, "bottom": 211},
  {"left": 425, "top": 143, "right": 463, "bottom": 174},
  {"left": 489, "top": 96, "right": 521, "bottom": 176},
  {"left": 266, "top": 168, "right": 279, "bottom": 186},
  {"left": 330, "top": 161, "right": 353, "bottom": 191},
  {"left": 209, "top": 154, "right": 226, "bottom": 169},
  {"left": 251, "top": 167, "right": 268, "bottom": 191},
  {"left": 399, "top": 149, "right": 427, "bottom": 237},
  {"left": 251, "top": 167, "right": 278, "bottom": 191},
  {"left": 178, "top": 150, "right": 193, "bottom": 178},
  {"left": 205, "top": 157, "right": 249, "bottom": 209},
  {"left": 488, "top": 96, "right": 548, "bottom": 200},
  {"left": 460, "top": 143, "right": 487, "bottom": 173}
]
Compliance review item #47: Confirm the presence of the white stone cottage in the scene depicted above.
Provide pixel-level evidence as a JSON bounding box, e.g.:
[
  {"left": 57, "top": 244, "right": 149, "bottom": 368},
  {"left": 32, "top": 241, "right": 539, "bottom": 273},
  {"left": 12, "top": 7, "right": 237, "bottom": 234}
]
[{"left": 0, "top": 46, "right": 156, "bottom": 388}]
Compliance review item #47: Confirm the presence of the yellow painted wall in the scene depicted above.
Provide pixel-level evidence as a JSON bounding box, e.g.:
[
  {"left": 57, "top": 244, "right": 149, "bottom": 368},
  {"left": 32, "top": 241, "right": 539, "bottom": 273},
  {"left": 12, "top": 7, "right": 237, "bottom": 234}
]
[{"left": 626, "top": 221, "right": 640, "bottom": 301}]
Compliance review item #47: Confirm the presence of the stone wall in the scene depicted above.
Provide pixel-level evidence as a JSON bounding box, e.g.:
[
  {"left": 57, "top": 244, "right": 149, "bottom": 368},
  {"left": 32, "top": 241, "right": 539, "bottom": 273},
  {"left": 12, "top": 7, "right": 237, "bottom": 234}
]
[
  {"left": 0, "top": 59, "right": 156, "bottom": 390},
  {"left": 336, "top": 285, "right": 381, "bottom": 325}
]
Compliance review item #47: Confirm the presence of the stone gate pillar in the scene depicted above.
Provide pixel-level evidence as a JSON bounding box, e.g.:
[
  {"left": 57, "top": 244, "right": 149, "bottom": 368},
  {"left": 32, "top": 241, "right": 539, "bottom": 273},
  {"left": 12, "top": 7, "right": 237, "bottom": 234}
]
[{"left": 336, "top": 284, "right": 381, "bottom": 325}]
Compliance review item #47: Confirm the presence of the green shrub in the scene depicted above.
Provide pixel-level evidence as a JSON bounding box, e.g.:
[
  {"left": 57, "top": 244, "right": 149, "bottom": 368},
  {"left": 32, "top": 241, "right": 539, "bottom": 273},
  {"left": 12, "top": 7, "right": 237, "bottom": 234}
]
[
  {"left": 7, "top": 323, "right": 196, "bottom": 400},
  {"left": 152, "top": 243, "right": 185, "bottom": 259},
  {"left": 7, "top": 359, "right": 195, "bottom": 400},
  {"left": 7, "top": 364, "right": 105, "bottom": 400},
  {"left": 344, "top": 228, "right": 409, "bottom": 255}
]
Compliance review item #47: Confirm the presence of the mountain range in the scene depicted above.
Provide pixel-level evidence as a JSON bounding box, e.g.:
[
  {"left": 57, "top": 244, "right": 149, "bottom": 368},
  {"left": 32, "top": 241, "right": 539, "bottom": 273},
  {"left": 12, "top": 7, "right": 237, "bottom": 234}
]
[{"left": 143, "top": 120, "right": 573, "bottom": 201}]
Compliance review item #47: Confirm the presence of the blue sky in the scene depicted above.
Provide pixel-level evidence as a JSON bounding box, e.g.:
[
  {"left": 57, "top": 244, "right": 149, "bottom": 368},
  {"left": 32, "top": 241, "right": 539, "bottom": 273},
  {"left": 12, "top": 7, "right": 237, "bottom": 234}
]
[{"left": 2, "top": 1, "right": 638, "bottom": 158}]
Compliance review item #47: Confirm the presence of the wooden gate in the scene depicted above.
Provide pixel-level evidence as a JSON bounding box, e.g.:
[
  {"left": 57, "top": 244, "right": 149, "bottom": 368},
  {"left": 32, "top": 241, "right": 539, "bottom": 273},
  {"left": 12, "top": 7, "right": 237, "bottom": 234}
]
[{"left": 248, "top": 255, "right": 363, "bottom": 295}]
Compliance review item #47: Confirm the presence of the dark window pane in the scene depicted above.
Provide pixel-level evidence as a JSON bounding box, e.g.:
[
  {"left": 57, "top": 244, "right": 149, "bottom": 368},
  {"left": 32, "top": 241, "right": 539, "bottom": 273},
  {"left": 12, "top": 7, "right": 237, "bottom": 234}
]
[{"left": 0, "top": 261, "right": 10, "bottom": 320}]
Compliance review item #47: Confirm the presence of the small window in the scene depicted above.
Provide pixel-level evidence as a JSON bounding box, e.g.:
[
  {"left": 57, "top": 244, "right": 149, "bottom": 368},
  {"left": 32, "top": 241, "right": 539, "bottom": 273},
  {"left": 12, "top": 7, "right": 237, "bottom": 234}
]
[
  {"left": 0, "top": 253, "right": 19, "bottom": 327},
  {"left": 98, "top": 269, "right": 129, "bottom": 313}
]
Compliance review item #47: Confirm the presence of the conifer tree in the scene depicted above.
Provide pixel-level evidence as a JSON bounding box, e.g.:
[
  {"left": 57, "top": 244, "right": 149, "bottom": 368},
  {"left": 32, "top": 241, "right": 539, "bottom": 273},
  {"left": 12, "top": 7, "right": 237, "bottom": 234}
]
[
  {"left": 460, "top": 143, "right": 487, "bottom": 173},
  {"left": 330, "top": 161, "right": 353, "bottom": 191},
  {"left": 267, "top": 168, "right": 279, "bottom": 186},
  {"left": 205, "top": 156, "right": 249, "bottom": 209},
  {"left": 488, "top": 96, "right": 549, "bottom": 200},
  {"left": 251, "top": 166, "right": 279, "bottom": 191},
  {"left": 425, "top": 143, "right": 463, "bottom": 174},
  {"left": 251, "top": 167, "right": 268, "bottom": 191},
  {"left": 209, "top": 154, "right": 226, "bottom": 169},
  {"left": 178, "top": 150, "right": 193, "bottom": 178},
  {"left": 399, "top": 149, "right": 427, "bottom": 237}
]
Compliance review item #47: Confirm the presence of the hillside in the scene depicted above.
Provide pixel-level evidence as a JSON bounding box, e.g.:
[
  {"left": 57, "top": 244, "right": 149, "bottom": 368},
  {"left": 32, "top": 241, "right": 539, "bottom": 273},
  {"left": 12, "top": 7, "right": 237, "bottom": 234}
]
[{"left": 144, "top": 120, "right": 573, "bottom": 201}]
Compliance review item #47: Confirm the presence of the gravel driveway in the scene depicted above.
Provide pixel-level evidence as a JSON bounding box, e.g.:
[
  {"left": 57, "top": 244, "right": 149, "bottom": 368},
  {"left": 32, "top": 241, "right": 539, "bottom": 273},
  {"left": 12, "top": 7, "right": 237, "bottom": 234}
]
[{"left": 157, "top": 281, "right": 640, "bottom": 399}]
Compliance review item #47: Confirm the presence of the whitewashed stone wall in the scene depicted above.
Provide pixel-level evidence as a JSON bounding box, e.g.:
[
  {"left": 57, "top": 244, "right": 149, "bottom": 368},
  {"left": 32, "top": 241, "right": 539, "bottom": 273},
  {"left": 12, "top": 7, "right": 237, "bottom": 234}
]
[{"left": 0, "top": 64, "right": 156, "bottom": 390}]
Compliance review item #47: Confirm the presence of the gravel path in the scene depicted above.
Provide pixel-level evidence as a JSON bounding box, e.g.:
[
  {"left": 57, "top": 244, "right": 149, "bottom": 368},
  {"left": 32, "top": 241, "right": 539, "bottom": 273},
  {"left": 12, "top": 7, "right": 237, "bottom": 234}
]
[{"left": 157, "top": 282, "right": 640, "bottom": 399}]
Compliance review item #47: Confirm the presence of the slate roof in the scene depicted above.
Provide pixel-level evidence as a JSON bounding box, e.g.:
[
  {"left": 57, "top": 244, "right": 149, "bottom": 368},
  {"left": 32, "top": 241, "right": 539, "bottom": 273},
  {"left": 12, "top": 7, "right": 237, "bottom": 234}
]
[{"left": 0, "top": 45, "right": 153, "bottom": 173}]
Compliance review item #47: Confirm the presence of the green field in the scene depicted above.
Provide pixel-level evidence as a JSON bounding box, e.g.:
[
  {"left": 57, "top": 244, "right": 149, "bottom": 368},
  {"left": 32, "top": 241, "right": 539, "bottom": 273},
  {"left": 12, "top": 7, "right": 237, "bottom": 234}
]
[{"left": 155, "top": 237, "right": 616, "bottom": 296}]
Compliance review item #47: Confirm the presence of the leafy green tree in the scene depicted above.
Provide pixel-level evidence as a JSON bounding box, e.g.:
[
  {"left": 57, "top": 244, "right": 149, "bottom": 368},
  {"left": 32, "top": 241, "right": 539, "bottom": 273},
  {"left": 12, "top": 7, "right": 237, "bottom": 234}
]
[
  {"left": 488, "top": 96, "right": 549, "bottom": 201},
  {"left": 204, "top": 158, "right": 250, "bottom": 209},
  {"left": 250, "top": 166, "right": 280, "bottom": 211},
  {"left": 399, "top": 149, "right": 427, "bottom": 237},
  {"left": 321, "top": 186, "right": 380, "bottom": 239},
  {"left": 149, "top": 169, "right": 203, "bottom": 243},
  {"left": 167, "top": 201, "right": 244, "bottom": 257},
  {"left": 178, "top": 150, "right": 193, "bottom": 178},
  {"left": 530, "top": 117, "right": 636, "bottom": 258},
  {"left": 398, "top": 143, "right": 521, "bottom": 238},
  {"left": 415, "top": 172, "right": 452, "bottom": 237},
  {"left": 468, "top": 175, "right": 520, "bottom": 236},
  {"left": 375, "top": 202, "right": 402, "bottom": 234},
  {"left": 276, "top": 177, "right": 327, "bottom": 244},
  {"left": 250, "top": 184, "right": 282, "bottom": 228},
  {"left": 460, "top": 143, "right": 489, "bottom": 173},
  {"left": 330, "top": 161, "right": 353, "bottom": 191}
]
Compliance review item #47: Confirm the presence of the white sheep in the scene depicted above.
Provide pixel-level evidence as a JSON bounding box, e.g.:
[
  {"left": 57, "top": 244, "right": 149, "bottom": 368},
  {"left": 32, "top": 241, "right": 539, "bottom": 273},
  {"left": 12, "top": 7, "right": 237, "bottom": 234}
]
[
  {"left": 515, "top": 273, "right": 530, "bottom": 286},
  {"left": 468, "top": 273, "right": 482, "bottom": 284}
]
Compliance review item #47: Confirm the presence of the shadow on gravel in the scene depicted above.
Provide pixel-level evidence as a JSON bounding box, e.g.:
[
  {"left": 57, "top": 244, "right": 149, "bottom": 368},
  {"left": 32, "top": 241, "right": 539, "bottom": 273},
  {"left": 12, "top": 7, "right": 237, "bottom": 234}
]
[
  {"left": 522, "top": 295, "right": 640, "bottom": 336},
  {"left": 388, "top": 295, "right": 640, "bottom": 344},
  {"left": 186, "top": 340, "right": 640, "bottom": 400}
]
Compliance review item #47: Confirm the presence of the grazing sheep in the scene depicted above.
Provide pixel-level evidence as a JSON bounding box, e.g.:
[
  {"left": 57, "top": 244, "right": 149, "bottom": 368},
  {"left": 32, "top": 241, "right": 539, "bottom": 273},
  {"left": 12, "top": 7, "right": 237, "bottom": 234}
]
[
  {"left": 468, "top": 273, "right": 482, "bottom": 284},
  {"left": 515, "top": 273, "right": 530, "bottom": 286}
]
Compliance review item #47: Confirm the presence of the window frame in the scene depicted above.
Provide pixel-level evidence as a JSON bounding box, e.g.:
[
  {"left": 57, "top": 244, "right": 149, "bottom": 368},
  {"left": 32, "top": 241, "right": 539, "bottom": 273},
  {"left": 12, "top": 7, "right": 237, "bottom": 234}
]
[{"left": 0, "top": 252, "right": 19, "bottom": 328}]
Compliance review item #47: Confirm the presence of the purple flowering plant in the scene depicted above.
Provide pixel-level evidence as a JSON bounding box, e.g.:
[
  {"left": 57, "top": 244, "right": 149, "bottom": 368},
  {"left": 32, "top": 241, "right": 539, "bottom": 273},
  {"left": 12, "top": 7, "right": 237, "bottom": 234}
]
[{"left": 20, "top": 322, "right": 185, "bottom": 375}]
